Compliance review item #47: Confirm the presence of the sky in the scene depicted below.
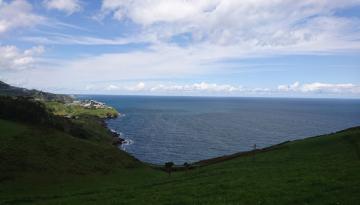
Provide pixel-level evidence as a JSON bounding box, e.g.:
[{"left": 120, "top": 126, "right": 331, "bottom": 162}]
[{"left": 0, "top": 0, "right": 360, "bottom": 98}]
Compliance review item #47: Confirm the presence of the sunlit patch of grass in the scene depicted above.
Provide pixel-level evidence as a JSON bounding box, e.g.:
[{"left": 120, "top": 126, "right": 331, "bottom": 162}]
[{"left": 45, "top": 101, "right": 118, "bottom": 119}]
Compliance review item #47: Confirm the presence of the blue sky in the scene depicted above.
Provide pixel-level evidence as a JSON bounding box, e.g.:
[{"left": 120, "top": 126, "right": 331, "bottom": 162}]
[{"left": 1, "top": 0, "right": 360, "bottom": 98}]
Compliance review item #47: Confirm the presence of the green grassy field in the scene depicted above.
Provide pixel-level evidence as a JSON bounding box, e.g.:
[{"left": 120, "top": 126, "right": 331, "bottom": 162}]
[
  {"left": 1, "top": 117, "right": 359, "bottom": 205},
  {"left": 45, "top": 101, "right": 119, "bottom": 119}
]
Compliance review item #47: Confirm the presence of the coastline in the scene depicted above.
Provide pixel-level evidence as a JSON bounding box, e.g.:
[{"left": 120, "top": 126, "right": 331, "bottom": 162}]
[
  {"left": 92, "top": 97, "right": 360, "bottom": 169},
  {"left": 103, "top": 113, "right": 134, "bottom": 151},
  {"left": 102, "top": 112, "right": 134, "bottom": 149},
  {"left": 70, "top": 97, "right": 128, "bottom": 147},
  {"left": 101, "top": 114, "right": 126, "bottom": 146},
  {"left": 141, "top": 126, "right": 360, "bottom": 171}
]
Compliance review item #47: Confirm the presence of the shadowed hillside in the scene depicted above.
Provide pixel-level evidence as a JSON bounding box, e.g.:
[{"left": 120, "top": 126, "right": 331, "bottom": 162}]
[{"left": 0, "top": 81, "right": 73, "bottom": 103}]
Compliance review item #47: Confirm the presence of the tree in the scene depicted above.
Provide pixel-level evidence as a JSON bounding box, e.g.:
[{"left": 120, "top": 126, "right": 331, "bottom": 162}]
[
  {"left": 165, "top": 162, "right": 174, "bottom": 176},
  {"left": 183, "top": 162, "right": 190, "bottom": 172}
]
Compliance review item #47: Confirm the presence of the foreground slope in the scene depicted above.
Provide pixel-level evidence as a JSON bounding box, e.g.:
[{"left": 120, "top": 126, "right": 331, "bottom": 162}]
[
  {"left": 1, "top": 116, "right": 359, "bottom": 204},
  {"left": 0, "top": 119, "right": 140, "bottom": 178}
]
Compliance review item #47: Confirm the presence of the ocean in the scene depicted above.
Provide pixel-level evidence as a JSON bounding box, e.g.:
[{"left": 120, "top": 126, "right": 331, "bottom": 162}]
[{"left": 78, "top": 95, "right": 360, "bottom": 165}]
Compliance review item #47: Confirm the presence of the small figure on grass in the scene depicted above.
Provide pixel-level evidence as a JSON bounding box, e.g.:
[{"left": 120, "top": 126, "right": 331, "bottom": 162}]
[
  {"left": 165, "top": 162, "right": 174, "bottom": 176},
  {"left": 253, "top": 144, "right": 257, "bottom": 162}
]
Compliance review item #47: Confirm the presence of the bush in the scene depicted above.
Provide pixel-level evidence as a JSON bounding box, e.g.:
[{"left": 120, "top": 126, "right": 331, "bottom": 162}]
[{"left": 0, "top": 96, "right": 51, "bottom": 124}]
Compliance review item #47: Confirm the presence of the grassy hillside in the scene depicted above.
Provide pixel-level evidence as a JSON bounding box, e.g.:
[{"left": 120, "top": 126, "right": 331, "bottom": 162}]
[
  {"left": 0, "top": 81, "right": 73, "bottom": 103},
  {"left": 0, "top": 119, "right": 140, "bottom": 178},
  {"left": 44, "top": 101, "right": 120, "bottom": 144},
  {"left": 1, "top": 116, "right": 359, "bottom": 204},
  {"left": 45, "top": 101, "right": 119, "bottom": 119}
]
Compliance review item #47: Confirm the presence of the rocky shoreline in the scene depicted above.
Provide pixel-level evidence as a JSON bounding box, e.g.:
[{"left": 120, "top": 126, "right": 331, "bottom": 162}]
[
  {"left": 95, "top": 113, "right": 125, "bottom": 146},
  {"left": 110, "top": 128, "right": 125, "bottom": 145},
  {"left": 99, "top": 114, "right": 126, "bottom": 146}
]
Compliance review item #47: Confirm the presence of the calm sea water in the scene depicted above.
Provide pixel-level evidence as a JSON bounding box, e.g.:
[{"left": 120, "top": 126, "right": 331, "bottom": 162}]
[{"left": 78, "top": 95, "right": 360, "bottom": 165}]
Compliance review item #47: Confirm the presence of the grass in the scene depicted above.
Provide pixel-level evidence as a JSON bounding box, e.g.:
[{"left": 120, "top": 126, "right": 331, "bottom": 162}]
[
  {"left": 45, "top": 101, "right": 119, "bottom": 119},
  {"left": 1, "top": 117, "right": 359, "bottom": 205},
  {"left": 0, "top": 119, "right": 140, "bottom": 178},
  {"left": 44, "top": 101, "right": 121, "bottom": 144}
]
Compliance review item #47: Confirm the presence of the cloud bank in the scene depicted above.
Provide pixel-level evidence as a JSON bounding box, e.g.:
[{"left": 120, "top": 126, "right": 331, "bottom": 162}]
[
  {"left": 85, "top": 81, "right": 360, "bottom": 97},
  {"left": 278, "top": 82, "right": 360, "bottom": 94}
]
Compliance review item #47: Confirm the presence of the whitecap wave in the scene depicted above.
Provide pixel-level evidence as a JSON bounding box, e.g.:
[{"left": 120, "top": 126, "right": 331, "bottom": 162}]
[
  {"left": 109, "top": 127, "right": 133, "bottom": 151},
  {"left": 121, "top": 139, "right": 134, "bottom": 151}
]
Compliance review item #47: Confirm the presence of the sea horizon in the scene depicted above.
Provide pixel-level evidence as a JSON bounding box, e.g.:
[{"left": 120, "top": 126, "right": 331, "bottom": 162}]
[{"left": 74, "top": 93, "right": 360, "bottom": 100}]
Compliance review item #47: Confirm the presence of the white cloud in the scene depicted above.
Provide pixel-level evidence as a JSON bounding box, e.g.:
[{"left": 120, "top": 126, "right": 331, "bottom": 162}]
[
  {"left": 0, "top": 0, "right": 44, "bottom": 34},
  {"left": 99, "top": 0, "right": 360, "bottom": 52},
  {"left": 105, "top": 84, "right": 119, "bottom": 91},
  {"left": 100, "top": 82, "right": 245, "bottom": 93},
  {"left": 278, "top": 82, "right": 301, "bottom": 92},
  {"left": 0, "top": 45, "right": 44, "bottom": 71},
  {"left": 301, "top": 82, "right": 360, "bottom": 93},
  {"left": 101, "top": 0, "right": 218, "bottom": 25},
  {"left": 150, "top": 82, "right": 241, "bottom": 93},
  {"left": 43, "top": 0, "right": 82, "bottom": 14},
  {"left": 21, "top": 35, "right": 141, "bottom": 45},
  {"left": 101, "top": 81, "right": 360, "bottom": 96},
  {"left": 278, "top": 82, "right": 360, "bottom": 94},
  {"left": 127, "top": 82, "right": 146, "bottom": 91},
  {"left": 137, "top": 81, "right": 360, "bottom": 95}
]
